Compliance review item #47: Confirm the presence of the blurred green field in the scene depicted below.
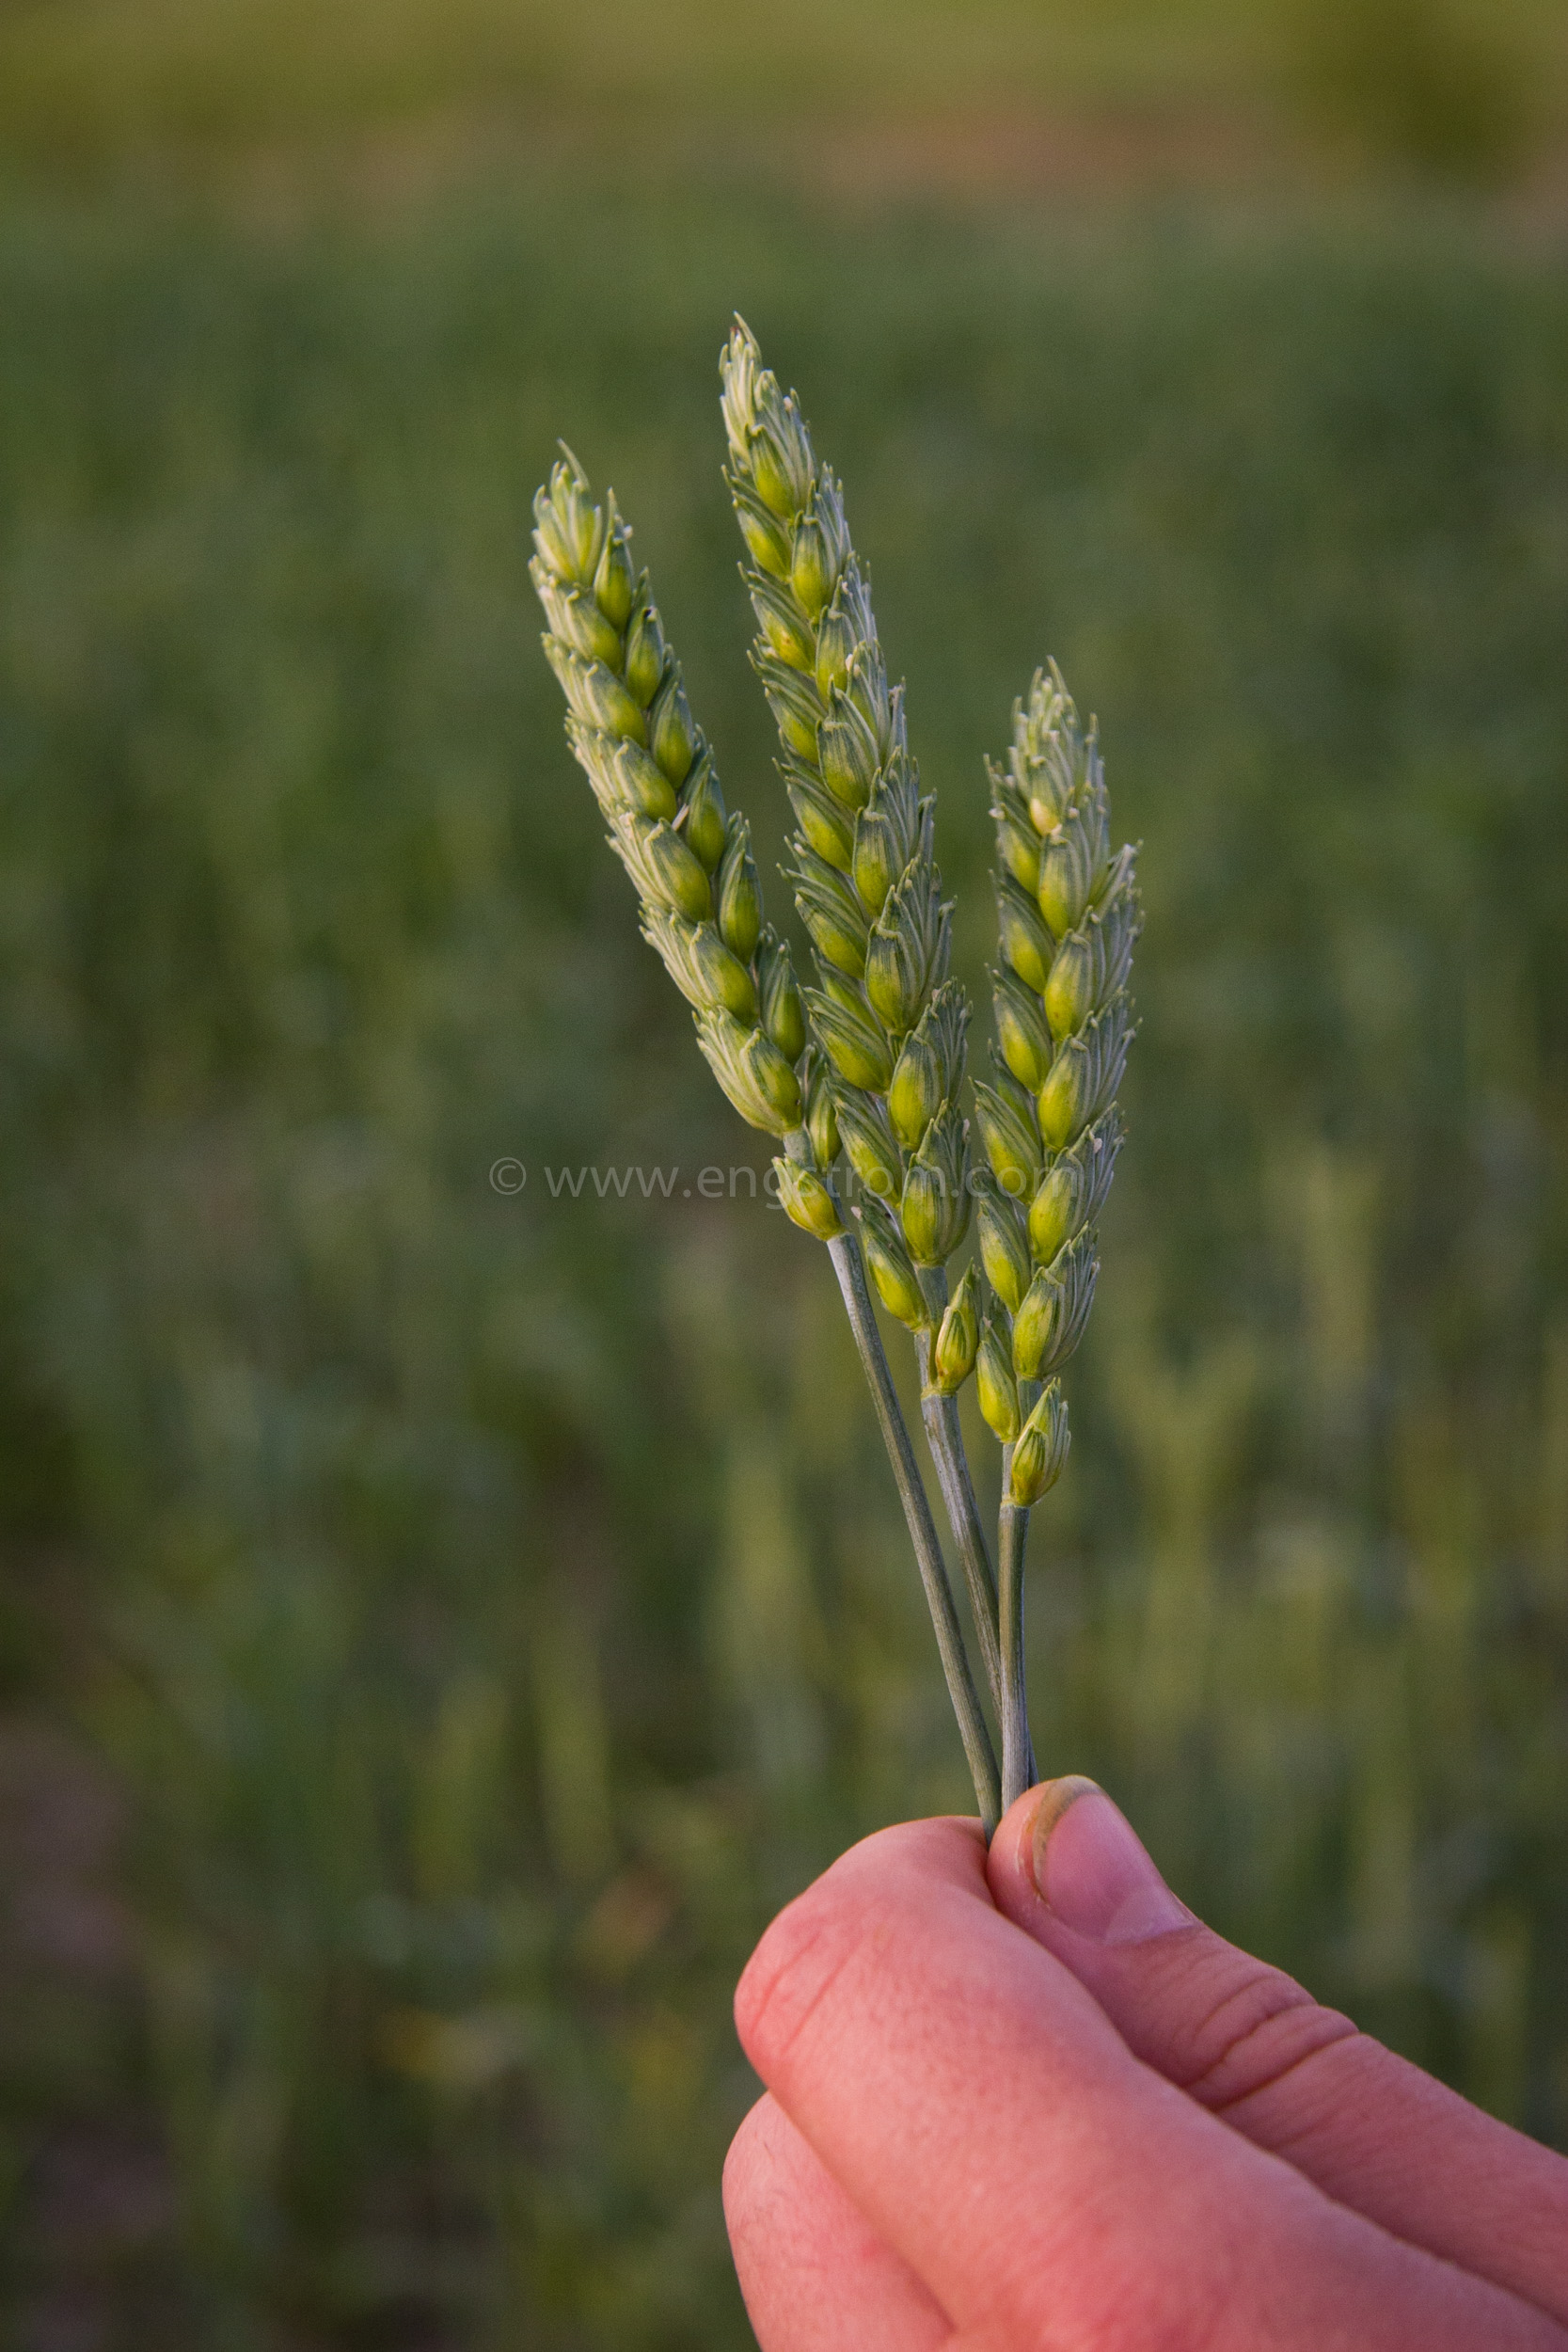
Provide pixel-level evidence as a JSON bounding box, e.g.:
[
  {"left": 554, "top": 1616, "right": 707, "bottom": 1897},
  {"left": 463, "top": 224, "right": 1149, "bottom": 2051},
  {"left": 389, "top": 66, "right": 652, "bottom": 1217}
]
[
  {"left": 3, "top": 0, "right": 1567, "bottom": 183},
  {"left": 1, "top": 5, "right": 1567, "bottom": 2346}
]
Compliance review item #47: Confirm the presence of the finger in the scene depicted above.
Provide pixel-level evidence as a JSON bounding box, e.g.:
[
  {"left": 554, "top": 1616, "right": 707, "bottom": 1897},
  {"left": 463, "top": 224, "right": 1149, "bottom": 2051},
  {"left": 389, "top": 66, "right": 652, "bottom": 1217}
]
[
  {"left": 989, "top": 1778, "right": 1568, "bottom": 2328},
  {"left": 723, "top": 2092, "right": 952, "bottom": 2352},
  {"left": 737, "top": 1816, "right": 1568, "bottom": 2351}
]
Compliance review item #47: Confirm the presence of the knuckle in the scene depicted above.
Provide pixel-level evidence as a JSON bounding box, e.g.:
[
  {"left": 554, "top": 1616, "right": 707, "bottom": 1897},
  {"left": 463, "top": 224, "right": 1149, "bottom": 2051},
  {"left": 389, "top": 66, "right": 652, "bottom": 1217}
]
[
  {"left": 733, "top": 1879, "right": 876, "bottom": 2087},
  {"left": 1168, "top": 1947, "right": 1357, "bottom": 2112}
]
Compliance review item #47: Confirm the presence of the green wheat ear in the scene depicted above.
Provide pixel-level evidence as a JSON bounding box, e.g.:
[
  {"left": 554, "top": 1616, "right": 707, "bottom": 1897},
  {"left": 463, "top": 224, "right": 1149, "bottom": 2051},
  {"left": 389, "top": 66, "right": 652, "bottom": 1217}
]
[
  {"left": 976, "top": 665, "right": 1142, "bottom": 1807},
  {"left": 718, "top": 318, "right": 973, "bottom": 1286},
  {"left": 720, "top": 319, "right": 1023, "bottom": 1757},
  {"left": 531, "top": 428, "right": 999, "bottom": 1833},
  {"left": 531, "top": 447, "right": 813, "bottom": 1150},
  {"left": 532, "top": 342, "right": 1142, "bottom": 1838}
]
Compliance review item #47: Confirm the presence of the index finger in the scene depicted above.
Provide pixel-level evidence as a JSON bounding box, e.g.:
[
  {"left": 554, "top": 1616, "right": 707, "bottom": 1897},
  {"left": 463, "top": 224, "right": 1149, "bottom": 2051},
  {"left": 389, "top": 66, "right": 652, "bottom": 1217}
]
[{"left": 736, "top": 1819, "right": 1568, "bottom": 2352}]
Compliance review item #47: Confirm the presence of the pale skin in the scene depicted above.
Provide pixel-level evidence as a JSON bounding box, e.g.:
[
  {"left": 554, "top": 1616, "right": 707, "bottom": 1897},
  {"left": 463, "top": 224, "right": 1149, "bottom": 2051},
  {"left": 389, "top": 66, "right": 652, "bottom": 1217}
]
[{"left": 725, "top": 1779, "right": 1568, "bottom": 2351}]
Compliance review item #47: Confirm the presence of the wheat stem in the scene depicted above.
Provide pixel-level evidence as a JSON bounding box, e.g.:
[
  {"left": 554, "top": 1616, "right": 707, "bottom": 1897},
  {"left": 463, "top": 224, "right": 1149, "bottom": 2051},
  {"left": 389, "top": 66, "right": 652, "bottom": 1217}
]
[
  {"left": 784, "top": 1135, "right": 1000, "bottom": 1830},
  {"left": 831, "top": 1235, "right": 1001, "bottom": 1835},
  {"left": 997, "top": 1497, "right": 1035, "bottom": 1813}
]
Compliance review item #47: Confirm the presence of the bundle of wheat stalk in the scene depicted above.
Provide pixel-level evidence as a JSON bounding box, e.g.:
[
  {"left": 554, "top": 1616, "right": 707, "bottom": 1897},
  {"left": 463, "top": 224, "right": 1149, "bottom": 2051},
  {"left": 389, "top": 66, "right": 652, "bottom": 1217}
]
[{"left": 531, "top": 324, "right": 1138, "bottom": 1835}]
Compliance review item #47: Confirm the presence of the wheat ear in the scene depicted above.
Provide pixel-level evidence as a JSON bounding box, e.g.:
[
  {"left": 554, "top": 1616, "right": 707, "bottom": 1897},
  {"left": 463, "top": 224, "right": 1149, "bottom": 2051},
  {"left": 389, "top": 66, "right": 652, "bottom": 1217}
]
[
  {"left": 974, "top": 667, "right": 1142, "bottom": 1808},
  {"left": 531, "top": 444, "right": 999, "bottom": 1831},
  {"left": 719, "top": 320, "right": 1010, "bottom": 1780}
]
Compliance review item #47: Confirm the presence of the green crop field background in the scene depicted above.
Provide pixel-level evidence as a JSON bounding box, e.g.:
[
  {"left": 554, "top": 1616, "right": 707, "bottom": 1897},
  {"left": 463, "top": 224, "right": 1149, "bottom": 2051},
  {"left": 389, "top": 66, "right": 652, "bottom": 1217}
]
[{"left": 1, "top": 3, "right": 1566, "bottom": 2344}]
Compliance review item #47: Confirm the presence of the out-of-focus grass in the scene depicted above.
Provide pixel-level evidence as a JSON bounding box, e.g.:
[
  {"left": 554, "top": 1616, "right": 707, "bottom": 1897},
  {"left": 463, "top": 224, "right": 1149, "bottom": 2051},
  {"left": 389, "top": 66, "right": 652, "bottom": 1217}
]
[
  {"left": 0, "top": 0, "right": 1565, "bottom": 181},
  {"left": 0, "top": 159, "right": 1565, "bottom": 2347}
]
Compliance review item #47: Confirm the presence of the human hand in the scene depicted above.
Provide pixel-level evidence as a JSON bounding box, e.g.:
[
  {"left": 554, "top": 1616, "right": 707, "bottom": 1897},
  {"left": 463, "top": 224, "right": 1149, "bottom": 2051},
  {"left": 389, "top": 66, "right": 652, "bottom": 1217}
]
[{"left": 724, "top": 1782, "right": 1568, "bottom": 2348}]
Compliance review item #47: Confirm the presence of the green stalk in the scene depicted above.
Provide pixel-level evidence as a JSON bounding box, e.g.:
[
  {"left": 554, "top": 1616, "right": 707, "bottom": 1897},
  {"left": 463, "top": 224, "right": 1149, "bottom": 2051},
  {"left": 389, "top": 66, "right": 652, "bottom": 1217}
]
[
  {"left": 997, "top": 1485, "right": 1035, "bottom": 1813},
  {"left": 786, "top": 1136, "right": 1000, "bottom": 1831},
  {"left": 915, "top": 1265, "right": 1004, "bottom": 1722},
  {"left": 831, "top": 1234, "right": 1000, "bottom": 1836}
]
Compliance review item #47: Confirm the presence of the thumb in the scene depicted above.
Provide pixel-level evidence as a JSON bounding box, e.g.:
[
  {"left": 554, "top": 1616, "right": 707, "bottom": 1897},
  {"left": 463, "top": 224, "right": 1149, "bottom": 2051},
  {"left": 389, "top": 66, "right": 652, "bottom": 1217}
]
[{"left": 989, "top": 1777, "right": 1568, "bottom": 2331}]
